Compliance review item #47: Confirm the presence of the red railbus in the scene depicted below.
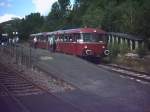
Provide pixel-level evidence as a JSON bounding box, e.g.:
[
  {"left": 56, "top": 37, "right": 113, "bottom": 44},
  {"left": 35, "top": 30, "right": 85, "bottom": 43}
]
[{"left": 30, "top": 28, "right": 109, "bottom": 57}]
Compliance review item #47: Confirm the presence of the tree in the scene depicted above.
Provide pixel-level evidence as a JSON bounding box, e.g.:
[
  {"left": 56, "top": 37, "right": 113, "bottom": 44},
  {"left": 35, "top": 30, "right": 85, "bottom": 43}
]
[
  {"left": 136, "top": 0, "right": 150, "bottom": 38},
  {"left": 1, "top": 0, "right": 150, "bottom": 46},
  {"left": 82, "top": 7, "right": 104, "bottom": 28},
  {"left": 45, "top": 2, "right": 63, "bottom": 30},
  {"left": 58, "top": 0, "right": 71, "bottom": 18},
  {"left": 0, "top": 24, "right": 3, "bottom": 37},
  {"left": 118, "top": 0, "right": 139, "bottom": 33},
  {"left": 19, "top": 13, "right": 44, "bottom": 40}
]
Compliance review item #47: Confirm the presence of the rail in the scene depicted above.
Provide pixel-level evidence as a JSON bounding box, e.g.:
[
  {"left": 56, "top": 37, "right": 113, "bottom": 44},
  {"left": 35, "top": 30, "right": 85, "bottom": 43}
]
[
  {"left": 98, "top": 64, "right": 150, "bottom": 85},
  {"left": 0, "top": 70, "right": 30, "bottom": 112}
]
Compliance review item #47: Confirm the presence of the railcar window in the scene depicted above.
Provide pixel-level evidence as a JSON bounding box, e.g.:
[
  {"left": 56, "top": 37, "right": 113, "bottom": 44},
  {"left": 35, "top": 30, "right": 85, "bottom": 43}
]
[
  {"left": 63, "top": 35, "right": 69, "bottom": 42},
  {"left": 68, "top": 35, "right": 72, "bottom": 42},
  {"left": 39, "top": 35, "right": 46, "bottom": 42},
  {"left": 71, "top": 34, "right": 76, "bottom": 42},
  {"left": 75, "top": 33, "right": 82, "bottom": 42},
  {"left": 43, "top": 36, "right": 47, "bottom": 42},
  {"left": 37, "top": 36, "right": 40, "bottom": 41},
  {"left": 60, "top": 35, "right": 63, "bottom": 42},
  {"left": 62, "top": 34, "right": 65, "bottom": 42},
  {"left": 83, "top": 33, "right": 106, "bottom": 43}
]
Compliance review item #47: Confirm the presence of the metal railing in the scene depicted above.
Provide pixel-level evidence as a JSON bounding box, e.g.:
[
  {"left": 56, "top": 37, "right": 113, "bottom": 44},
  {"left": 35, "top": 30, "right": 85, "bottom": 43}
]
[{"left": 0, "top": 43, "right": 36, "bottom": 70}]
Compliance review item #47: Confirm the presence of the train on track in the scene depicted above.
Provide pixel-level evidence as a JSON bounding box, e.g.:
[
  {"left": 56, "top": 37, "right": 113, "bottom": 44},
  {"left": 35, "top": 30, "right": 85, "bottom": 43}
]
[{"left": 30, "top": 28, "right": 109, "bottom": 58}]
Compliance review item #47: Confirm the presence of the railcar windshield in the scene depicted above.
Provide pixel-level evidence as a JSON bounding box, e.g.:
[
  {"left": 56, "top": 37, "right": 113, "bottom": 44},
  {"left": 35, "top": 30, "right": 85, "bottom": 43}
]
[{"left": 82, "top": 33, "right": 106, "bottom": 43}]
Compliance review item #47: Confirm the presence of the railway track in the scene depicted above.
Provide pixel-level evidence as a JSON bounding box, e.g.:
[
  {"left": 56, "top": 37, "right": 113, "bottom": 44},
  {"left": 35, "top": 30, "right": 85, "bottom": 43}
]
[
  {"left": 0, "top": 65, "right": 44, "bottom": 97},
  {"left": 98, "top": 64, "right": 150, "bottom": 85},
  {"left": 0, "top": 64, "right": 41, "bottom": 112},
  {"left": 0, "top": 83, "right": 31, "bottom": 112},
  {"left": 0, "top": 62, "right": 83, "bottom": 112}
]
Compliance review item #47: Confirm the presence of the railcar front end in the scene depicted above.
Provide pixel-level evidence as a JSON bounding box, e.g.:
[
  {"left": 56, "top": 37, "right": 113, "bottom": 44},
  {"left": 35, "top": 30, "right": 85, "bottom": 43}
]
[{"left": 75, "top": 32, "right": 109, "bottom": 58}]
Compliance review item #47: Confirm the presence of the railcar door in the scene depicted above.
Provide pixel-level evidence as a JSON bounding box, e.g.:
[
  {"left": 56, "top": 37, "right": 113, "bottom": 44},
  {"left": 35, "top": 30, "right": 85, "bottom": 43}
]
[
  {"left": 48, "top": 34, "right": 56, "bottom": 52},
  {"left": 69, "top": 34, "right": 77, "bottom": 55},
  {"left": 56, "top": 34, "right": 63, "bottom": 52},
  {"left": 55, "top": 34, "right": 60, "bottom": 52},
  {"left": 48, "top": 36, "right": 52, "bottom": 51}
]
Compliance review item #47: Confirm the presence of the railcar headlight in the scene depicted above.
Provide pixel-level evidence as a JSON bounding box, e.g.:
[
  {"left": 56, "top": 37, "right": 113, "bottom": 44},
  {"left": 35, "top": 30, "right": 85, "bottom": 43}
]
[
  {"left": 102, "top": 46, "right": 105, "bottom": 49},
  {"left": 84, "top": 45, "right": 87, "bottom": 49},
  {"left": 104, "top": 50, "right": 110, "bottom": 55}
]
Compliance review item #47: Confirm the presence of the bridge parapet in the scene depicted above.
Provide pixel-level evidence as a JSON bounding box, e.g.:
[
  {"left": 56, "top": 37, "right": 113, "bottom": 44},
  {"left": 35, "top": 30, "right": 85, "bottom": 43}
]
[{"left": 107, "top": 32, "right": 144, "bottom": 51}]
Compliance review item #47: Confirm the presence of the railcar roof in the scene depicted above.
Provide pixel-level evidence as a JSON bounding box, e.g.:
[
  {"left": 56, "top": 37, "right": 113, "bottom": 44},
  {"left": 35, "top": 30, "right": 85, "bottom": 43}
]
[
  {"left": 30, "top": 28, "right": 106, "bottom": 36},
  {"left": 30, "top": 33, "right": 43, "bottom": 36},
  {"left": 46, "top": 28, "right": 106, "bottom": 35},
  {"left": 59, "top": 28, "right": 106, "bottom": 34}
]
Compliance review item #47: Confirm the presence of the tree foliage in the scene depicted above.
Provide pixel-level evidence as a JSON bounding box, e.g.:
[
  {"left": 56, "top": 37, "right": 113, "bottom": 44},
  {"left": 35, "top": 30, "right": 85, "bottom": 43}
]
[
  {"left": 1, "top": 0, "right": 150, "bottom": 44},
  {"left": 18, "top": 13, "right": 44, "bottom": 40}
]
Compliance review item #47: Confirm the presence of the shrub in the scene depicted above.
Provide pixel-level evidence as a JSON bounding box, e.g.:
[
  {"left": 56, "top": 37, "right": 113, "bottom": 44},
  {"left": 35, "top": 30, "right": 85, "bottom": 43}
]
[
  {"left": 107, "top": 42, "right": 120, "bottom": 62},
  {"left": 136, "top": 45, "right": 146, "bottom": 58},
  {"left": 119, "top": 42, "right": 129, "bottom": 55}
]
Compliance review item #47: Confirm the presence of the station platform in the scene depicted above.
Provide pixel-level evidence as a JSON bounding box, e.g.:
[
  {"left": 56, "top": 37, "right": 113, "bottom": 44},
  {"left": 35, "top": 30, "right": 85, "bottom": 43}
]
[
  {"left": 28, "top": 47, "right": 150, "bottom": 112},
  {"left": 0, "top": 96, "right": 22, "bottom": 112},
  {"left": 0, "top": 97, "right": 13, "bottom": 112}
]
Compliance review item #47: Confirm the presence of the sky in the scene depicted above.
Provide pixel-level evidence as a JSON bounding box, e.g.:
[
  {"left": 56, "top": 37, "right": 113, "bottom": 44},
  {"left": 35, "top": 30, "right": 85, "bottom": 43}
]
[{"left": 0, "top": 0, "right": 70, "bottom": 23}]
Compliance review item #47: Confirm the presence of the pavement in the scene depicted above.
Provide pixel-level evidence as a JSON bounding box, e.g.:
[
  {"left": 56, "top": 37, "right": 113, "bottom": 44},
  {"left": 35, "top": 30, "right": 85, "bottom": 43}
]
[
  {"left": 29, "top": 47, "right": 150, "bottom": 112},
  {"left": 0, "top": 96, "right": 13, "bottom": 112},
  {"left": 17, "top": 93, "right": 81, "bottom": 112},
  {"left": 0, "top": 93, "right": 81, "bottom": 112},
  {"left": 0, "top": 96, "right": 23, "bottom": 112}
]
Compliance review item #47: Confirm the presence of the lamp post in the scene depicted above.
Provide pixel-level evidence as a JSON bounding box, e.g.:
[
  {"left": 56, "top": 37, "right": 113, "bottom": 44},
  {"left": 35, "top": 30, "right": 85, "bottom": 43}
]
[
  {"left": 16, "top": 32, "right": 19, "bottom": 43},
  {"left": 12, "top": 32, "right": 19, "bottom": 44},
  {"left": 12, "top": 31, "right": 19, "bottom": 63}
]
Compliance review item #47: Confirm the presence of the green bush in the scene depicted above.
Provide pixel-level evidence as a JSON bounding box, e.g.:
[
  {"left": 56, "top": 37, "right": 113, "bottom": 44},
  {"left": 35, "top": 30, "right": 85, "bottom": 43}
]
[
  {"left": 136, "top": 45, "right": 146, "bottom": 58},
  {"left": 119, "top": 42, "right": 129, "bottom": 55},
  {"left": 107, "top": 41, "right": 131, "bottom": 62},
  {"left": 108, "top": 42, "right": 120, "bottom": 62}
]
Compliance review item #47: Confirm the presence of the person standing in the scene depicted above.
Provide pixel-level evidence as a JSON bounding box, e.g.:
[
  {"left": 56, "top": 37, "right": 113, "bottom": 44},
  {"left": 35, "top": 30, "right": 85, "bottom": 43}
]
[
  {"left": 33, "top": 37, "right": 37, "bottom": 48},
  {"left": 52, "top": 37, "right": 56, "bottom": 52}
]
